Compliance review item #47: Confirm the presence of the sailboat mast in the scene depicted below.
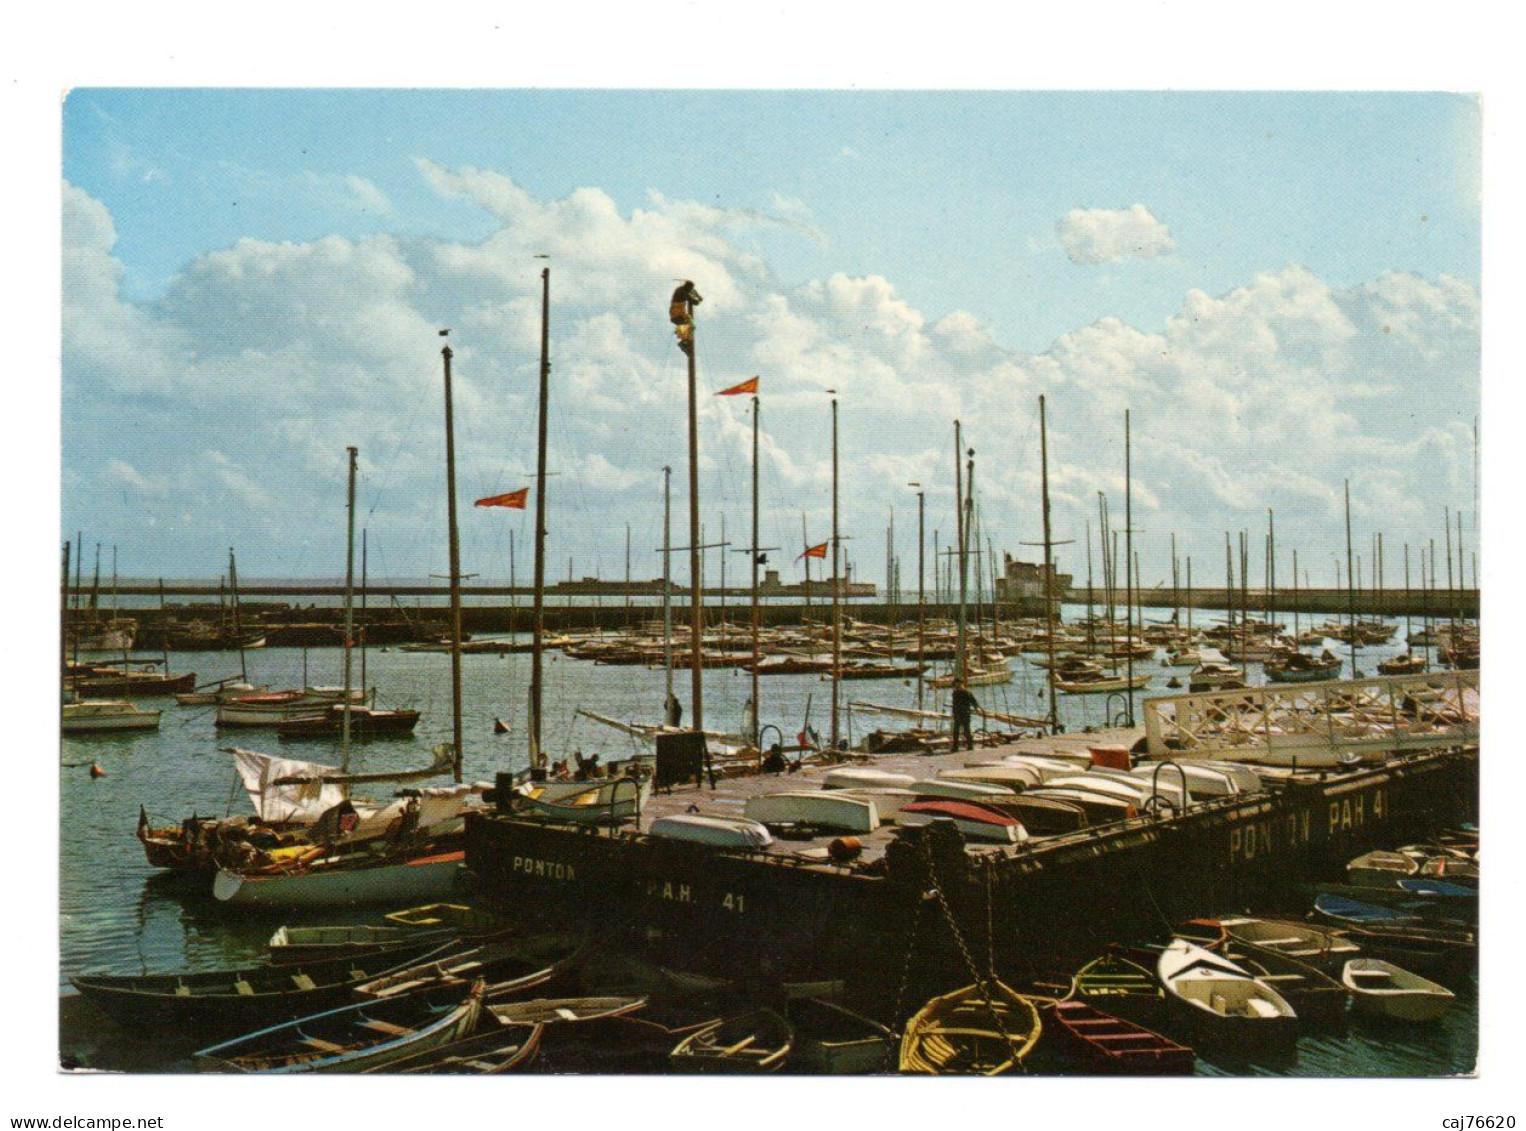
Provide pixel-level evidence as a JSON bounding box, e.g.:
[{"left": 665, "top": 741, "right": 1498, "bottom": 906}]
[
  {"left": 229, "top": 548, "right": 247, "bottom": 683},
  {"left": 61, "top": 542, "right": 71, "bottom": 685},
  {"left": 830, "top": 395, "right": 842, "bottom": 750},
  {"left": 1403, "top": 543, "right": 1413, "bottom": 657},
  {"left": 1123, "top": 409, "right": 1135, "bottom": 724},
  {"left": 1293, "top": 548, "right": 1300, "bottom": 640},
  {"left": 954, "top": 420, "right": 967, "bottom": 682},
  {"left": 750, "top": 393, "right": 761, "bottom": 744},
  {"left": 913, "top": 484, "right": 925, "bottom": 713},
  {"left": 440, "top": 336, "right": 465, "bottom": 784},
  {"left": 663, "top": 466, "right": 674, "bottom": 709},
  {"left": 342, "top": 445, "right": 357, "bottom": 767},
  {"left": 683, "top": 289, "right": 704, "bottom": 731},
  {"left": 1345, "top": 481, "right": 1357, "bottom": 679},
  {"left": 1039, "top": 394, "right": 1059, "bottom": 733},
  {"left": 360, "top": 529, "right": 368, "bottom": 697},
  {"left": 530, "top": 267, "right": 551, "bottom": 774}
]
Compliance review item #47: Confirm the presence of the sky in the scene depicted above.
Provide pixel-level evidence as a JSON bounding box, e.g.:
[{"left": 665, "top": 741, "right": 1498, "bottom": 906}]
[{"left": 61, "top": 90, "right": 1482, "bottom": 592}]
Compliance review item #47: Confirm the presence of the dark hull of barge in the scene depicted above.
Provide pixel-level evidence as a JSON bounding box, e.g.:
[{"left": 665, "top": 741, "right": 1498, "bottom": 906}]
[{"left": 464, "top": 745, "right": 1476, "bottom": 990}]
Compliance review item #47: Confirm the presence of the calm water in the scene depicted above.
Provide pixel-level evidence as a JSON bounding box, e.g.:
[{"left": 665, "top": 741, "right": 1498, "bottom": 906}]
[{"left": 59, "top": 605, "right": 1477, "bottom": 1075}]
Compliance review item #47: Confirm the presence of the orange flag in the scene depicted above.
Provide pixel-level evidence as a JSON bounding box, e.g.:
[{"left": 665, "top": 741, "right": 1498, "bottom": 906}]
[
  {"left": 717, "top": 376, "right": 759, "bottom": 397},
  {"left": 475, "top": 488, "right": 529, "bottom": 509},
  {"left": 797, "top": 542, "right": 828, "bottom": 561}
]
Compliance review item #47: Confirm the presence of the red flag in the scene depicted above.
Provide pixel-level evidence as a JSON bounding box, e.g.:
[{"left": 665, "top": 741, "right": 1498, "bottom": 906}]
[
  {"left": 475, "top": 488, "right": 529, "bottom": 509},
  {"left": 716, "top": 376, "right": 759, "bottom": 397},
  {"left": 797, "top": 542, "right": 828, "bottom": 561}
]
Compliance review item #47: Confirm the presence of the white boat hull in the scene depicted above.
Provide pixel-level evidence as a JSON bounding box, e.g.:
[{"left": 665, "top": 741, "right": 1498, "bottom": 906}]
[
  {"left": 213, "top": 853, "right": 465, "bottom": 909},
  {"left": 61, "top": 702, "right": 161, "bottom": 732}
]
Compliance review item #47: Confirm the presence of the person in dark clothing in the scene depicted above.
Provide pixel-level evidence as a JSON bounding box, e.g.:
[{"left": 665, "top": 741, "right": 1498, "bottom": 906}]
[{"left": 951, "top": 679, "right": 978, "bottom": 751}]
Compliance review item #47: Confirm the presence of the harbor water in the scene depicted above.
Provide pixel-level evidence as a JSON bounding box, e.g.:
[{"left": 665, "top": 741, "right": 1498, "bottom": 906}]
[{"left": 59, "top": 604, "right": 1477, "bottom": 1076}]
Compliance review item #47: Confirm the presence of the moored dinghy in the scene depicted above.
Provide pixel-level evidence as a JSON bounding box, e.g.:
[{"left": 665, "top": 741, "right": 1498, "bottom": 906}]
[
  {"left": 70, "top": 939, "right": 458, "bottom": 1028},
  {"left": 1342, "top": 959, "right": 1455, "bottom": 1022},
  {"left": 268, "top": 923, "right": 454, "bottom": 965},
  {"left": 1347, "top": 850, "right": 1419, "bottom": 888},
  {"left": 670, "top": 1008, "right": 793, "bottom": 1073},
  {"left": 899, "top": 980, "right": 1042, "bottom": 1075},
  {"left": 1041, "top": 999, "right": 1194, "bottom": 1075},
  {"left": 1212, "top": 917, "right": 1362, "bottom": 974},
  {"left": 371, "top": 1021, "right": 543, "bottom": 1074},
  {"left": 193, "top": 981, "right": 485, "bottom": 1073},
  {"left": 1156, "top": 940, "right": 1298, "bottom": 1053},
  {"left": 1068, "top": 951, "right": 1166, "bottom": 1025},
  {"left": 786, "top": 996, "right": 896, "bottom": 1074}
]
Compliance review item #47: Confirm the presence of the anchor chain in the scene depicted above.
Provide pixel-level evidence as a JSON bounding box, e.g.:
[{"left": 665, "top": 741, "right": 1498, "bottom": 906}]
[{"left": 921, "top": 838, "right": 1023, "bottom": 1064}]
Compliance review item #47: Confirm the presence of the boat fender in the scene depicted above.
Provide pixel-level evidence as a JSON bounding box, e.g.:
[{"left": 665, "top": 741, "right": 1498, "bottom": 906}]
[{"left": 828, "top": 837, "right": 863, "bottom": 863}]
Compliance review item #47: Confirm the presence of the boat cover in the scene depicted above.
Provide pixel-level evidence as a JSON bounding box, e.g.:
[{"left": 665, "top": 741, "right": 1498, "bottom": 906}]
[{"left": 233, "top": 748, "right": 345, "bottom": 824}]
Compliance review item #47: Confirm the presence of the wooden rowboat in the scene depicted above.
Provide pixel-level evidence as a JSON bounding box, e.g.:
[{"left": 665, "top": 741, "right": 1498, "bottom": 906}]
[
  {"left": 671, "top": 1008, "right": 794, "bottom": 1074},
  {"left": 193, "top": 981, "right": 485, "bottom": 1073},
  {"left": 71, "top": 939, "right": 457, "bottom": 1029},
  {"left": 1041, "top": 999, "right": 1193, "bottom": 1075},
  {"left": 786, "top": 997, "right": 896, "bottom": 1074},
  {"left": 1156, "top": 940, "right": 1298, "bottom": 1052},
  {"left": 1342, "top": 959, "right": 1455, "bottom": 1022},
  {"left": 899, "top": 981, "right": 1042, "bottom": 1075},
  {"left": 369, "top": 1021, "right": 543, "bottom": 1074},
  {"left": 1068, "top": 951, "right": 1166, "bottom": 1025},
  {"left": 488, "top": 995, "right": 649, "bottom": 1027}
]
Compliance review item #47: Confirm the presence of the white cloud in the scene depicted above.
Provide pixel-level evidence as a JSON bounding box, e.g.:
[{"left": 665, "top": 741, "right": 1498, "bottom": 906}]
[
  {"left": 62, "top": 173, "right": 1478, "bottom": 587},
  {"left": 1057, "top": 204, "right": 1177, "bottom": 265}
]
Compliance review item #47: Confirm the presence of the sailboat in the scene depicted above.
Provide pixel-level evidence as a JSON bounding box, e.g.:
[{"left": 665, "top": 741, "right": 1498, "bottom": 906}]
[
  {"left": 176, "top": 552, "right": 269, "bottom": 703},
  {"left": 209, "top": 443, "right": 476, "bottom": 907}
]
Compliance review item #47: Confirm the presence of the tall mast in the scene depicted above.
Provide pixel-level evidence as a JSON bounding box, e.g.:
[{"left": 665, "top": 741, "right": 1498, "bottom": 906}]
[
  {"left": 229, "top": 548, "right": 247, "bottom": 683},
  {"left": 1171, "top": 532, "right": 1179, "bottom": 628},
  {"left": 360, "top": 529, "right": 368, "bottom": 697},
  {"left": 530, "top": 267, "right": 551, "bottom": 774},
  {"left": 683, "top": 286, "right": 705, "bottom": 731},
  {"left": 1123, "top": 409, "right": 1135, "bottom": 724},
  {"left": 1185, "top": 555, "right": 1193, "bottom": 633},
  {"left": 1267, "top": 509, "right": 1276, "bottom": 634},
  {"left": 749, "top": 391, "right": 761, "bottom": 745},
  {"left": 1456, "top": 509, "right": 1465, "bottom": 630},
  {"left": 440, "top": 334, "right": 465, "bottom": 783},
  {"left": 912, "top": 483, "right": 925, "bottom": 713},
  {"left": 157, "top": 579, "right": 170, "bottom": 675},
  {"left": 954, "top": 420, "right": 967, "bottom": 682},
  {"left": 1084, "top": 520, "right": 1095, "bottom": 648},
  {"left": 342, "top": 445, "right": 357, "bottom": 768},
  {"left": 60, "top": 542, "right": 71, "bottom": 685},
  {"left": 1292, "top": 548, "right": 1300, "bottom": 641},
  {"left": 662, "top": 467, "right": 674, "bottom": 713},
  {"left": 1039, "top": 395, "right": 1059, "bottom": 733},
  {"left": 1403, "top": 543, "right": 1413, "bottom": 660},
  {"left": 830, "top": 395, "right": 842, "bottom": 750},
  {"left": 1344, "top": 481, "right": 1357, "bottom": 679},
  {"left": 1225, "top": 533, "right": 1240, "bottom": 679}
]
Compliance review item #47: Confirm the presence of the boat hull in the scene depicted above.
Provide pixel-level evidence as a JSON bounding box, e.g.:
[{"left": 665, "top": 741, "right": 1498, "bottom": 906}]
[{"left": 213, "top": 851, "right": 466, "bottom": 910}]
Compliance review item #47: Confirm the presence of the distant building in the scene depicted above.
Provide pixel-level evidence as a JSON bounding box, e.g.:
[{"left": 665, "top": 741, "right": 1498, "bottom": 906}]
[
  {"left": 993, "top": 554, "right": 1071, "bottom": 603},
  {"left": 760, "top": 566, "right": 875, "bottom": 598}
]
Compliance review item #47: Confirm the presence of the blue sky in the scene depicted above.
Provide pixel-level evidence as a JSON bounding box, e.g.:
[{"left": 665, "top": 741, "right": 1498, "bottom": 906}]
[{"left": 61, "top": 90, "right": 1481, "bottom": 587}]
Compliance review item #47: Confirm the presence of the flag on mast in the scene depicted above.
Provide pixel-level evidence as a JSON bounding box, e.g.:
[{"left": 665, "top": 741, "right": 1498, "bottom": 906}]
[
  {"left": 474, "top": 488, "right": 529, "bottom": 509},
  {"left": 716, "top": 376, "right": 759, "bottom": 397},
  {"left": 798, "top": 542, "right": 828, "bottom": 561}
]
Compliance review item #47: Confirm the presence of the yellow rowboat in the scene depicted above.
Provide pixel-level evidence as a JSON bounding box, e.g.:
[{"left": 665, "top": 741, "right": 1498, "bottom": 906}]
[{"left": 899, "top": 980, "right": 1042, "bottom": 1075}]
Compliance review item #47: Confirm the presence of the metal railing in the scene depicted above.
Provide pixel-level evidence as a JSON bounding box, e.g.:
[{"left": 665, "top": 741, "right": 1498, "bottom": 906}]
[{"left": 1141, "top": 670, "right": 1478, "bottom": 763}]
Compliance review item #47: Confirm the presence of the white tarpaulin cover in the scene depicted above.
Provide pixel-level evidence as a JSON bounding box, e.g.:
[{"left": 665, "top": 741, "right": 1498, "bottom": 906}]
[
  {"left": 414, "top": 783, "right": 486, "bottom": 830},
  {"left": 232, "top": 748, "right": 346, "bottom": 824}
]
